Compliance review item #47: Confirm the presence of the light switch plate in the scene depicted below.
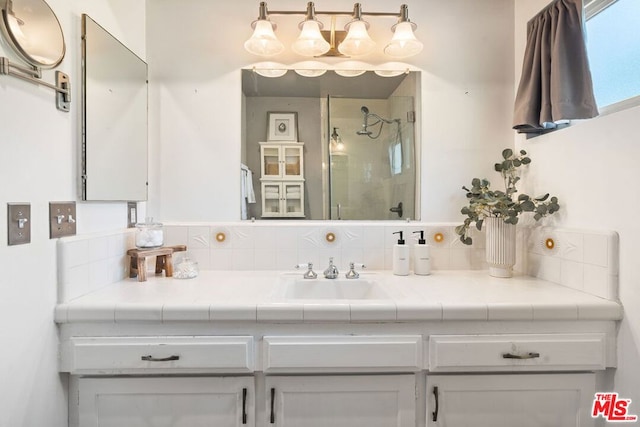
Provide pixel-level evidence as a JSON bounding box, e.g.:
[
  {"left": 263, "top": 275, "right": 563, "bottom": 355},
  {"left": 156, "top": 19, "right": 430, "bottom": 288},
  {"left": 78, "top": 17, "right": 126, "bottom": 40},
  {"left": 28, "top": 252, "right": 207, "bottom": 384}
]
[
  {"left": 127, "top": 202, "right": 137, "bottom": 228},
  {"left": 49, "top": 202, "right": 77, "bottom": 239},
  {"left": 7, "top": 203, "right": 31, "bottom": 246}
]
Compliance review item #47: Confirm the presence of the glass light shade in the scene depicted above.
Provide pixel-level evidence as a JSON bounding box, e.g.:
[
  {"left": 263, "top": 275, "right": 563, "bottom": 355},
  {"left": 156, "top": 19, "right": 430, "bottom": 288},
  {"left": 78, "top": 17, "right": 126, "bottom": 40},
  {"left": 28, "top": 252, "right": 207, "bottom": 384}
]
[
  {"left": 292, "top": 20, "right": 330, "bottom": 57},
  {"left": 334, "top": 69, "right": 366, "bottom": 77},
  {"left": 294, "top": 69, "right": 327, "bottom": 77},
  {"left": 338, "top": 20, "right": 375, "bottom": 56},
  {"left": 244, "top": 20, "right": 284, "bottom": 57},
  {"left": 384, "top": 22, "right": 423, "bottom": 58}
]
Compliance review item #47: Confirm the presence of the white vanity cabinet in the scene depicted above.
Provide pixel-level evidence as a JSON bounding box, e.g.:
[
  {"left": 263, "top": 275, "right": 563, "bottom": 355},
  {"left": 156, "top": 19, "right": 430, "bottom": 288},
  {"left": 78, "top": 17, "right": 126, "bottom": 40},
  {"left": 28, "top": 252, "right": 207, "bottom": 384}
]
[
  {"left": 266, "top": 375, "right": 416, "bottom": 427},
  {"left": 74, "top": 376, "right": 254, "bottom": 427},
  {"left": 426, "top": 373, "right": 595, "bottom": 427},
  {"left": 425, "top": 333, "right": 606, "bottom": 427}
]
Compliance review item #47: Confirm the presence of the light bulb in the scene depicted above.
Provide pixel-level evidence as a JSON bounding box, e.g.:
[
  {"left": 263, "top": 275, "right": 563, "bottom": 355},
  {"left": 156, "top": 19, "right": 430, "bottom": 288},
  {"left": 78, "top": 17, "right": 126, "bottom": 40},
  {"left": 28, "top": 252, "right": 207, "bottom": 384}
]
[
  {"left": 244, "top": 20, "right": 284, "bottom": 57},
  {"left": 338, "top": 20, "right": 375, "bottom": 56},
  {"left": 292, "top": 20, "right": 330, "bottom": 57},
  {"left": 384, "top": 21, "right": 423, "bottom": 58}
]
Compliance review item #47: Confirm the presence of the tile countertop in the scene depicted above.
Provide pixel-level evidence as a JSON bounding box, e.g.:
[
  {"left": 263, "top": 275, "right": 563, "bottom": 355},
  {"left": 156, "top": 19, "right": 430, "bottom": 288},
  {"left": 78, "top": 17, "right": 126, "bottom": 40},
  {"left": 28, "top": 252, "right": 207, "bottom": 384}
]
[{"left": 53, "top": 270, "right": 623, "bottom": 324}]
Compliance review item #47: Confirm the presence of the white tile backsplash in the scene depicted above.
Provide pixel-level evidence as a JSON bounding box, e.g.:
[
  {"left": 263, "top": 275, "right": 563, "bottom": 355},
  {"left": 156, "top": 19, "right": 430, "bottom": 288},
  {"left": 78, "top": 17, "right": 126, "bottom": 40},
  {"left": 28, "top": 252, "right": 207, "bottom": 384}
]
[{"left": 57, "top": 223, "right": 620, "bottom": 305}]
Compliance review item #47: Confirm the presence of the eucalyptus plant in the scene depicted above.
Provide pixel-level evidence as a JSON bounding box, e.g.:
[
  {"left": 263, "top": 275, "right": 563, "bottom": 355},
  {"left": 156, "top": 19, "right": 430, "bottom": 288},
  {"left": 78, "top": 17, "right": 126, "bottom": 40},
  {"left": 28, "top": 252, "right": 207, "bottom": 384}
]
[{"left": 455, "top": 148, "right": 560, "bottom": 245}]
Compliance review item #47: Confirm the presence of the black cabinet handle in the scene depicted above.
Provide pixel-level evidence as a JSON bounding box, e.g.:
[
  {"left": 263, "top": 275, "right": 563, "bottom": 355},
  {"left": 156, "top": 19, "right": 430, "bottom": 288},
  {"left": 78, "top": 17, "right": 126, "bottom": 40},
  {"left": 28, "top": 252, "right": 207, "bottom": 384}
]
[
  {"left": 140, "top": 355, "right": 179, "bottom": 362},
  {"left": 270, "top": 388, "right": 275, "bottom": 424},
  {"left": 502, "top": 352, "right": 540, "bottom": 359},
  {"left": 242, "top": 388, "right": 247, "bottom": 424},
  {"left": 432, "top": 386, "right": 439, "bottom": 422}
]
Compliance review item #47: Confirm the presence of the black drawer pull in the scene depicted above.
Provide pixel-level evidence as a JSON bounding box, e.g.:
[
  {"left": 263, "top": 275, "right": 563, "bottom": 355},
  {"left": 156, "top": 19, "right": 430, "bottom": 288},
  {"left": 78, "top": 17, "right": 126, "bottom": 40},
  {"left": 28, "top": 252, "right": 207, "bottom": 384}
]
[
  {"left": 140, "top": 355, "right": 180, "bottom": 362},
  {"left": 502, "top": 352, "right": 540, "bottom": 359},
  {"left": 242, "top": 388, "right": 248, "bottom": 424},
  {"left": 270, "top": 388, "right": 275, "bottom": 424},
  {"left": 432, "top": 386, "right": 439, "bottom": 422}
]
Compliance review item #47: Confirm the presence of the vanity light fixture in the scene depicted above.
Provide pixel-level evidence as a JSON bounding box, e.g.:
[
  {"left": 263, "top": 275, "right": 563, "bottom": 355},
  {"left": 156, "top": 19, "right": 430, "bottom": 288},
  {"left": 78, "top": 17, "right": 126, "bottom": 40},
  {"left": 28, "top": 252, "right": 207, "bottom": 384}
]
[{"left": 245, "top": 2, "right": 423, "bottom": 58}]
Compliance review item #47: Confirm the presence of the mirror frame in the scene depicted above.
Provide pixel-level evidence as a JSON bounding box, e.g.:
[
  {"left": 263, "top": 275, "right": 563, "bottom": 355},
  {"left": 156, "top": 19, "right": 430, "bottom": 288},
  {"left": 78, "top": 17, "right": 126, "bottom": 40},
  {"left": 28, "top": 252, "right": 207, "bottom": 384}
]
[{"left": 0, "top": 0, "right": 65, "bottom": 68}]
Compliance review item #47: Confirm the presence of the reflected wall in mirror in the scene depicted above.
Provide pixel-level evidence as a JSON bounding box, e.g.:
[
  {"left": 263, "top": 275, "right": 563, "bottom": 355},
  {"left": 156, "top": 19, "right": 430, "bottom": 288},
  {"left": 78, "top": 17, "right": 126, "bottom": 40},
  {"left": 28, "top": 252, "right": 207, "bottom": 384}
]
[
  {"left": 0, "top": 0, "right": 65, "bottom": 68},
  {"left": 241, "top": 69, "right": 420, "bottom": 220},
  {"left": 81, "top": 14, "right": 148, "bottom": 201}
]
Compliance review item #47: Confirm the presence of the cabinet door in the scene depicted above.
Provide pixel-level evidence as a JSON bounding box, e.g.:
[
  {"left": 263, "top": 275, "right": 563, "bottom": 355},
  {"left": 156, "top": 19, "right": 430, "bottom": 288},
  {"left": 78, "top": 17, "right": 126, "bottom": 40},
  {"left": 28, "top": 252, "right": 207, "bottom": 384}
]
[
  {"left": 266, "top": 375, "right": 415, "bottom": 427},
  {"left": 262, "top": 182, "right": 283, "bottom": 217},
  {"left": 261, "top": 145, "right": 282, "bottom": 178},
  {"left": 76, "top": 376, "right": 254, "bottom": 427},
  {"left": 282, "top": 182, "right": 304, "bottom": 217},
  {"left": 427, "top": 373, "right": 595, "bottom": 427},
  {"left": 282, "top": 145, "right": 303, "bottom": 179}
]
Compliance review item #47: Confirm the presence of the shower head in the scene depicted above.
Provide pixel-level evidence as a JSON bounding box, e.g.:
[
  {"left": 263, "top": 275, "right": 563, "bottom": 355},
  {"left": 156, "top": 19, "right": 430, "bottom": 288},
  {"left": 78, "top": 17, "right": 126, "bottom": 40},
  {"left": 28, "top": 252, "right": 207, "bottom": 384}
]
[
  {"left": 356, "top": 129, "right": 373, "bottom": 136},
  {"left": 361, "top": 106, "right": 369, "bottom": 114}
]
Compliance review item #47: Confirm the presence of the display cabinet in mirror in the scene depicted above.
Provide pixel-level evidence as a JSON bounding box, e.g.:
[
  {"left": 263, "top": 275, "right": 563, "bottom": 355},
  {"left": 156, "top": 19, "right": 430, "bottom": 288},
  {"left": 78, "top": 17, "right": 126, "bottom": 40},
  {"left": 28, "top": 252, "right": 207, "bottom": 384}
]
[
  {"left": 241, "top": 69, "right": 420, "bottom": 221},
  {"left": 81, "top": 14, "right": 148, "bottom": 201}
]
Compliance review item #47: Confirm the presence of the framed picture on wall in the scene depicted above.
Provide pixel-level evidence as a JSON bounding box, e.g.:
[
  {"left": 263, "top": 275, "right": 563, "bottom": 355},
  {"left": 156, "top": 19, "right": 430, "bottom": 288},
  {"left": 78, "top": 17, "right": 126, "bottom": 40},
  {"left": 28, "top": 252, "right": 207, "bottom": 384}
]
[{"left": 267, "top": 112, "right": 298, "bottom": 142}]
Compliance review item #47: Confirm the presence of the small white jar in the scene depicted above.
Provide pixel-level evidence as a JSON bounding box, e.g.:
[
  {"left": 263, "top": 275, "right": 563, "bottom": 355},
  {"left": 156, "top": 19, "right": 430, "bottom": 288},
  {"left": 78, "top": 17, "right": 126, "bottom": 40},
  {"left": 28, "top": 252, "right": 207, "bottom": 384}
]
[{"left": 135, "top": 219, "right": 164, "bottom": 248}]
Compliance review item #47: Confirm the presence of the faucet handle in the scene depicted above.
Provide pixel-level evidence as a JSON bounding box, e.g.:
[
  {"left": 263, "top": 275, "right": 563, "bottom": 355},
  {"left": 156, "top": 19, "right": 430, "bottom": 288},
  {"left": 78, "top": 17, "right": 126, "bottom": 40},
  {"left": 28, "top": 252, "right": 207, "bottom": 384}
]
[
  {"left": 323, "top": 257, "right": 339, "bottom": 279},
  {"left": 345, "top": 262, "right": 366, "bottom": 279},
  {"left": 295, "top": 262, "right": 317, "bottom": 279}
]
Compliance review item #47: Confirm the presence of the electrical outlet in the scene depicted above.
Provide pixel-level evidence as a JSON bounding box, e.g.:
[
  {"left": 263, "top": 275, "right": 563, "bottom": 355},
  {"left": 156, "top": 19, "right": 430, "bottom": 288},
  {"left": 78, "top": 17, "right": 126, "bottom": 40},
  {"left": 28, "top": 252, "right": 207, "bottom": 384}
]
[
  {"left": 49, "top": 202, "right": 77, "bottom": 238},
  {"left": 7, "top": 203, "right": 31, "bottom": 246},
  {"left": 127, "top": 202, "right": 137, "bottom": 228}
]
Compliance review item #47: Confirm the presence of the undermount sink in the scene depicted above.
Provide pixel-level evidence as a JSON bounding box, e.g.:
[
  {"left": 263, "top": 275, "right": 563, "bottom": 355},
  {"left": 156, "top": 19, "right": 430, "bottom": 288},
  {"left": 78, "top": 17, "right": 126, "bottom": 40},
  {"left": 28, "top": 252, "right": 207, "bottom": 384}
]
[{"left": 274, "top": 275, "right": 389, "bottom": 300}]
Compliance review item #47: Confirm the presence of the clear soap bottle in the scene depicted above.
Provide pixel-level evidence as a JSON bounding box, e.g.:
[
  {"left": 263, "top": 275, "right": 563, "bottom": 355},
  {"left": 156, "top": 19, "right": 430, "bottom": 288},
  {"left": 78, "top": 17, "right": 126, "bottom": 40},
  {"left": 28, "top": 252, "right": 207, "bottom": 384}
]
[
  {"left": 413, "top": 230, "right": 431, "bottom": 275},
  {"left": 392, "top": 231, "right": 410, "bottom": 276}
]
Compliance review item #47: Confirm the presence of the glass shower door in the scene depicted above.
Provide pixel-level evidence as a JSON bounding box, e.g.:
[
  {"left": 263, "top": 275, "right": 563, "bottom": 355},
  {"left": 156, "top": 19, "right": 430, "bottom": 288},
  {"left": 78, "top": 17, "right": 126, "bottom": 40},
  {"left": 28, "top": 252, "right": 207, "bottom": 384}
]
[{"left": 328, "top": 96, "right": 416, "bottom": 220}]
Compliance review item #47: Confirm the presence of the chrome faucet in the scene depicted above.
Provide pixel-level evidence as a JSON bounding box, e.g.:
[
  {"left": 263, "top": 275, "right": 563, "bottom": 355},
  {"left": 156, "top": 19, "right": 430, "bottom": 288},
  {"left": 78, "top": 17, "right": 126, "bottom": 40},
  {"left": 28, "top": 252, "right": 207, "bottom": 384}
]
[
  {"left": 295, "top": 262, "right": 317, "bottom": 279},
  {"left": 345, "top": 262, "right": 366, "bottom": 279},
  {"left": 323, "top": 257, "right": 339, "bottom": 279}
]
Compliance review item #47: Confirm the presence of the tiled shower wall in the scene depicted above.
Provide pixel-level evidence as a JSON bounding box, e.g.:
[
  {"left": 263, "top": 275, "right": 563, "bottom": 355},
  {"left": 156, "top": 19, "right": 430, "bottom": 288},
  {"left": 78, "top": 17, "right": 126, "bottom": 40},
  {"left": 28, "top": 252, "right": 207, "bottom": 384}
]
[{"left": 57, "top": 222, "right": 618, "bottom": 303}]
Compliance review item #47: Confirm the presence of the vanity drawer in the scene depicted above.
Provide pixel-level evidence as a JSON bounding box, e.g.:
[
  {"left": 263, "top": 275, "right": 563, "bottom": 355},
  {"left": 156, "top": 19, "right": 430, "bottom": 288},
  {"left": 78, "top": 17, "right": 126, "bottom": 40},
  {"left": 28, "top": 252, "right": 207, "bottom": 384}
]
[
  {"left": 263, "top": 335, "right": 423, "bottom": 373},
  {"left": 63, "top": 336, "right": 254, "bottom": 374},
  {"left": 429, "top": 333, "right": 606, "bottom": 372}
]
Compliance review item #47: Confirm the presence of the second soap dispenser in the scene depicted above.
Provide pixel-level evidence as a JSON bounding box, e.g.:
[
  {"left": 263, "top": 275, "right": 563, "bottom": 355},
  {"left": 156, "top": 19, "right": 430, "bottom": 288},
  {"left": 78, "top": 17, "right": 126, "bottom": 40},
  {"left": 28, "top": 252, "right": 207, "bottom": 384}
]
[
  {"left": 392, "top": 231, "right": 410, "bottom": 276},
  {"left": 413, "top": 231, "right": 431, "bottom": 276}
]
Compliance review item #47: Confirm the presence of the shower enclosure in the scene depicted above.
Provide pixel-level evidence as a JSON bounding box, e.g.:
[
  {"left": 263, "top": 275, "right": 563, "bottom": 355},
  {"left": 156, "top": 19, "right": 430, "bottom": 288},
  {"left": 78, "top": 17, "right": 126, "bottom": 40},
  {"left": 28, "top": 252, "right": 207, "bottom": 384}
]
[{"left": 326, "top": 95, "right": 416, "bottom": 220}]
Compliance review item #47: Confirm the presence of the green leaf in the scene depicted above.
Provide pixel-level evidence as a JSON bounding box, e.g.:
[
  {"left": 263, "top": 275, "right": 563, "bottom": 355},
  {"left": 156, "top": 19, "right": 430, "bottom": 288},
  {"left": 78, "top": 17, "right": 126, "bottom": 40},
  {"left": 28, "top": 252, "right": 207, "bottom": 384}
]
[
  {"left": 520, "top": 150, "right": 527, "bottom": 155},
  {"left": 521, "top": 200, "right": 535, "bottom": 211},
  {"left": 471, "top": 178, "right": 481, "bottom": 187},
  {"left": 534, "top": 193, "right": 550, "bottom": 202},
  {"left": 502, "top": 148, "right": 513, "bottom": 159},
  {"left": 461, "top": 207, "right": 471, "bottom": 215},
  {"left": 463, "top": 236, "right": 473, "bottom": 245},
  {"left": 517, "top": 194, "right": 529, "bottom": 202},
  {"left": 494, "top": 163, "right": 503, "bottom": 172},
  {"left": 455, "top": 225, "right": 466, "bottom": 235},
  {"left": 476, "top": 219, "right": 484, "bottom": 231},
  {"left": 521, "top": 157, "right": 531, "bottom": 165},
  {"left": 534, "top": 213, "right": 542, "bottom": 221},
  {"left": 513, "top": 159, "right": 521, "bottom": 167}
]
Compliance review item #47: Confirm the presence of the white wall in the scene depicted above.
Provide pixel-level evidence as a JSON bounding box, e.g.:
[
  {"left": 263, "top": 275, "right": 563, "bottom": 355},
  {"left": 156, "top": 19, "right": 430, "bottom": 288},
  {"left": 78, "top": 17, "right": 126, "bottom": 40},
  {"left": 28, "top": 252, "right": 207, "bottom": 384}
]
[
  {"left": 146, "top": 0, "right": 515, "bottom": 222},
  {"left": 514, "top": 0, "right": 640, "bottom": 406},
  {"left": 0, "top": 1, "right": 145, "bottom": 425}
]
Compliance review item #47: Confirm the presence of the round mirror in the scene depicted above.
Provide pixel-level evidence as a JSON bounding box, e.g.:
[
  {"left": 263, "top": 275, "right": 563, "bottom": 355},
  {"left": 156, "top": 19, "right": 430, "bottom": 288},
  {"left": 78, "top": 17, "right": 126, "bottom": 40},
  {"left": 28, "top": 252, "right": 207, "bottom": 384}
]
[{"left": 0, "top": 0, "right": 65, "bottom": 68}]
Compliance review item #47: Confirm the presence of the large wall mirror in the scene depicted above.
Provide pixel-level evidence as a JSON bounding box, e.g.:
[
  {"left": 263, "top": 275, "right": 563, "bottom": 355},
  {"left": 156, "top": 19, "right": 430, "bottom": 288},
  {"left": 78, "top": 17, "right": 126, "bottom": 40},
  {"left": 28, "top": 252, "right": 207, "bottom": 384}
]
[
  {"left": 241, "top": 69, "right": 420, "bottom": 221},
  {"left": 81, "top": 14, "right": 148, "bottom": 201}
]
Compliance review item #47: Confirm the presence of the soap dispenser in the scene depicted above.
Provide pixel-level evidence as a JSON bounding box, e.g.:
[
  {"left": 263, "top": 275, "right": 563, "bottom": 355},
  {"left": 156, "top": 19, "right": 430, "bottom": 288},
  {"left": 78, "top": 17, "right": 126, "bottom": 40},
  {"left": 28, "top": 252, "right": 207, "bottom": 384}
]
[
  {"left": 412, "top": 230, "right": 431, "bottom": 276},
  {"left": 392, "top": 231, "right": 410, "bottom": 276}
]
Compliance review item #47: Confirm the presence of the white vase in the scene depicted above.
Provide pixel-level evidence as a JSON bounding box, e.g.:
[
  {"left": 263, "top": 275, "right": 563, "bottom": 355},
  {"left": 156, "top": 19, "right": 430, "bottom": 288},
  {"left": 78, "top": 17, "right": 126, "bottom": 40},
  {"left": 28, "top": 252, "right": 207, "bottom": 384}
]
[{"left": 485, "top": 217, "right": 516, "bottom": 278}]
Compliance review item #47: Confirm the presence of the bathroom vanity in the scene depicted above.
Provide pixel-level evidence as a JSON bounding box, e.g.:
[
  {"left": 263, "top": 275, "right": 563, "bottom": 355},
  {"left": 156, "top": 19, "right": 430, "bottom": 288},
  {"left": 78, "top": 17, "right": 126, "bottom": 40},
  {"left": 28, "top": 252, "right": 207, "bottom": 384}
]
[{"left": 55, "top": 270, "right": 621, "bottom": 427}]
